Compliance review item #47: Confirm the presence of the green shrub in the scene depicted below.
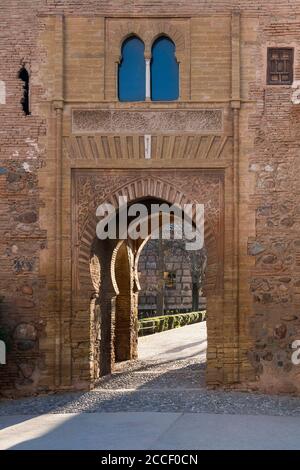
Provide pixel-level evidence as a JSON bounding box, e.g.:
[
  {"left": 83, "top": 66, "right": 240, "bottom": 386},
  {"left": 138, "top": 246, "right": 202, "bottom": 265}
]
[{"left": 138, "top": 310, "right": 206, "bottom": 336}]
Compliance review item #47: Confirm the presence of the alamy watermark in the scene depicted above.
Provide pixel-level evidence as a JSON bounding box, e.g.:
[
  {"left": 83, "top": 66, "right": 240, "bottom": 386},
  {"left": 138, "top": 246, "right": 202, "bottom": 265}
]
[
  {"left": 0, "top": 340, "right": 6, "bottom": 365},
  {"left": 291, "top": 340, "right": 300, "bottom": 365},
  {"left": 95, "top": 197, "right": 204, "bottom": 251}
]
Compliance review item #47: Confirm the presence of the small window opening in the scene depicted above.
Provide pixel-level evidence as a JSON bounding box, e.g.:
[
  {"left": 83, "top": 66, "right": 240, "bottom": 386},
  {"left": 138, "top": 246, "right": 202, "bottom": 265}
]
[
  {"left": 267, "top": 48, "right": 294, "bottom": 85},
  {"left": 18, "top": 66, "right": 30, "bottom": 115},
  {"left": 164, "top": 271, "right": 176, "bottom": 289}
]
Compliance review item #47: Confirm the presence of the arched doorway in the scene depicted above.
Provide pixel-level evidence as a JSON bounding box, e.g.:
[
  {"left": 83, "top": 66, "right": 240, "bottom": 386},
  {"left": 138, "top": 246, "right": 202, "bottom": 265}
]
[{"left": 72, "top": 170, "right": 227, "bottom": 388}]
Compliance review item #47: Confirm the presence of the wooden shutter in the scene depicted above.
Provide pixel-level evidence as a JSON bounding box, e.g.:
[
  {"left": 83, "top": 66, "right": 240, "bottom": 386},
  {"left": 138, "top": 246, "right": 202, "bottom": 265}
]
[{"left": 267, "top": 48, "right": 294, "bottom": 85}]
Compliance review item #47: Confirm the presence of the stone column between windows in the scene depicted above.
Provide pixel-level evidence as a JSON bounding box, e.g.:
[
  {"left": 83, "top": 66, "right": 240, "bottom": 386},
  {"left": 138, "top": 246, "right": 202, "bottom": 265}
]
[{"left": 145, "top": 55, "right": 151, "bottom": 101}]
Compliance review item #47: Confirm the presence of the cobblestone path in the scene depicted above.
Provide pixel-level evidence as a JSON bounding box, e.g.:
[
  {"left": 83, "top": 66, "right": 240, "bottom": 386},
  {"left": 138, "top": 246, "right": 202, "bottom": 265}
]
[{"left": 2, "top": 324, "right": 300, "bottom": 417}]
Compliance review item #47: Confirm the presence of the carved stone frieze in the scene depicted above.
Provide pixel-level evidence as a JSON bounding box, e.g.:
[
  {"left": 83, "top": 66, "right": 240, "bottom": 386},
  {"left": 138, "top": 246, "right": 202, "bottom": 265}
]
[{"left": 72, "top": 109, "right": 223, "bottom": 134}]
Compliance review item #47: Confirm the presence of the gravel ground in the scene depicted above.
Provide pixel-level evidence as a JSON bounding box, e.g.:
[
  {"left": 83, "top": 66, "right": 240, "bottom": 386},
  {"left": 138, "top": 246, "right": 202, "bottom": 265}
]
[{"left": 2, "top": 357, "right": 300, "bottom": 417}]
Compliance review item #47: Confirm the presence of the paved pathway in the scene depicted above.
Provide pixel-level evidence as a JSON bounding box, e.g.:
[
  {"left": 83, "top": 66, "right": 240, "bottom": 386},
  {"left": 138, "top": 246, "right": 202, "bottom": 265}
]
[
  {"left": 138, "top": 321, "right": 207, "bottom": 362},
  {"left": 1, "top": 322, "right": 300, "bottom": 449},
  {"left": 2, "top": 411, "right": 300, "bottom": 450}
]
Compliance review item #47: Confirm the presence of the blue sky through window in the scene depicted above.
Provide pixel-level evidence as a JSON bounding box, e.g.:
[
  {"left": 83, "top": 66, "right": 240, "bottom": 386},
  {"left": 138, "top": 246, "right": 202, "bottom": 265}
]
[
  {"left": 118, "top": 36, "right": 146, "bottom": 102},
  {"left": 151, "top": 36, "right": 179, "bottom": 101}
]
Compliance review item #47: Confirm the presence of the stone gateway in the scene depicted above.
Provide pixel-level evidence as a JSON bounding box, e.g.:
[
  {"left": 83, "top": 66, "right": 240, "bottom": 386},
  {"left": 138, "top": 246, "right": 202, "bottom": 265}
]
[{"left": 0, "top": 0, "right": 300, "bottom": 397}]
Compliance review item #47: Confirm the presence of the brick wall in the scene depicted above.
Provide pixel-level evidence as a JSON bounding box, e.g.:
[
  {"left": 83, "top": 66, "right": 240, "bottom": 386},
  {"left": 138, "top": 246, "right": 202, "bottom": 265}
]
[{"left": 138, "top": 239, "right": 205, "bottom": 315}]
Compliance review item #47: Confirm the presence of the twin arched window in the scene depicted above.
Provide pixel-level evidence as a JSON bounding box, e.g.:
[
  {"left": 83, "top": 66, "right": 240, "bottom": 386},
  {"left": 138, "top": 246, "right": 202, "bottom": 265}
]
[{"left": 118, "top": 35, "right": 179, "bottom": 102}]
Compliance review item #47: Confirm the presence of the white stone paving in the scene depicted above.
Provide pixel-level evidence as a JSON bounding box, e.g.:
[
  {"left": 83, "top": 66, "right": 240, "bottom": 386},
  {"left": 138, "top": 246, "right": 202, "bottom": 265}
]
[{"left": 1, "top": 412, "right": 300, "bottom": 450}]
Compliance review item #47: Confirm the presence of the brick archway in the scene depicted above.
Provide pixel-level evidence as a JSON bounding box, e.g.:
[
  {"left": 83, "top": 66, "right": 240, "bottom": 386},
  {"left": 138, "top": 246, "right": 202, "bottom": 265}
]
[{"left": 72, "top": 170, "right": 227, "bottom": 387}]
